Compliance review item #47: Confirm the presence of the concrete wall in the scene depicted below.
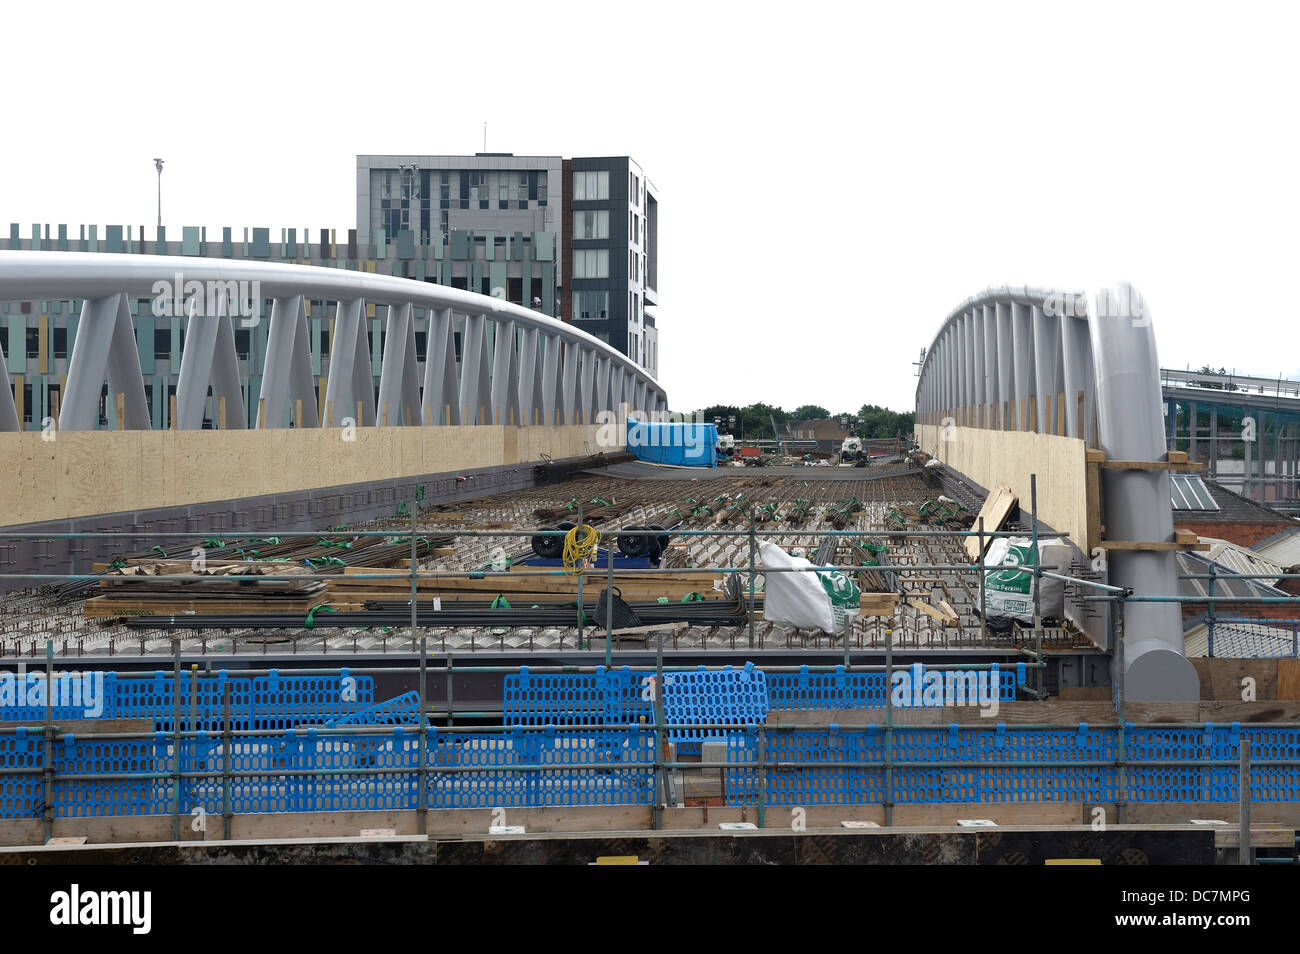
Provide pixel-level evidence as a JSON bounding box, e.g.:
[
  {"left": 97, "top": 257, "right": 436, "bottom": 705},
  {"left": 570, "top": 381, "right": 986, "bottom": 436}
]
[
  {"left": 0, "top": 425, "right": 612, "bottom": 527},
  {"left": 917, "top": 423, "right": 1089, "bottom": 552}
]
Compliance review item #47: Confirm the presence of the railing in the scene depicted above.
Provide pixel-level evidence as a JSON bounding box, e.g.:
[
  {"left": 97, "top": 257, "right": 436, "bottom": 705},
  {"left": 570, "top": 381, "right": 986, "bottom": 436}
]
[
  {"left": 3, "top": 656, "right": 1300, "bottom": 838},
  {"left": 4, "top": 505, "right": 1300, "bottom": 840},
  {"left": 0, "top": 250, "right": 666, "bottom": 431},
  {"left": 1161, "top": 368, "right": 1300, "bottom": 401}
]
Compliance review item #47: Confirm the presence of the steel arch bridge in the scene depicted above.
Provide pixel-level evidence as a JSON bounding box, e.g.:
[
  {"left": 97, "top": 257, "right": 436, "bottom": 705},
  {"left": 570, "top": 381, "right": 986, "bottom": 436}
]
[
  {"left": 915, "top": 283, "right": 1200, "bottom": 702},
  {"left": 0, "top": 251, "right": 667, "bottom": 432}
]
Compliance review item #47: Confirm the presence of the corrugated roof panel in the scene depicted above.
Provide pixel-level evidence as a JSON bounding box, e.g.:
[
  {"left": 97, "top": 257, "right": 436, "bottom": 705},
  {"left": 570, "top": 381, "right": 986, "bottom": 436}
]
[
  {"left": 1255, "top": 529, "right": 1300, "bottom": 568},
  {"left": 1176, "top": 551, "right": 1287, "bottom": 600},
  {"left": 1199, "top": 537, "right": 1285, "bottom": 585},
  {"left": 1170, "top": 474, "right": 1219, "bottom": 511}
]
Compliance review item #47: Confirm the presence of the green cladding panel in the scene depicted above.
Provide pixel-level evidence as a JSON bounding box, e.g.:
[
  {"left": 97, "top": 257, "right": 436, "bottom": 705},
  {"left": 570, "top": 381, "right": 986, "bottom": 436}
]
[
  {"left": 489, "top": 262, "right": 508, "bottom": 300},
  {"left": 450, "top": 230, "right": 469, "bottom": 261},
  {"left": 7, "top": 316, "right": 24, "bottom": 374},
  {"left": 397, "top": 229, "right": 415, "bottom": 260},
  {"left": 534, "top": 231, "right": 554, "bottom": 262},
  {"left": 136, "top": 314, "right": 155, "bottom": 374}
]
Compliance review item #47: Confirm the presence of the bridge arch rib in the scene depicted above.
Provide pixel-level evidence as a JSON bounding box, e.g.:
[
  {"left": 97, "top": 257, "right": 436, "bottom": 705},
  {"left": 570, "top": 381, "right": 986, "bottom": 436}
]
[
  {"left": 915, "top": 283, "right": 1199, "bottom": 702},
  {"left": 0, "top": 250, "right": 665, "bottom": 432}
]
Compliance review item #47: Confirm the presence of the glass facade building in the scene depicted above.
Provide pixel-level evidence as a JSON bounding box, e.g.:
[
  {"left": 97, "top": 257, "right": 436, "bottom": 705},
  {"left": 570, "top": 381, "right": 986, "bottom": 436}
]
[{"left": 0, "top": 153, "right": 659, "bottom": 431}]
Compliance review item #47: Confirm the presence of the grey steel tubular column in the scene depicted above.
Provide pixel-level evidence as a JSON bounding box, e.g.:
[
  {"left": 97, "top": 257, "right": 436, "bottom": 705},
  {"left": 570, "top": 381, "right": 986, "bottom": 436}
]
[
  {"left": 174, "top": 296, "right": 219, "bottom": 430},
  {"left": 0, "top": 336, "right": 19, "bottom": 430},
  {"left": 422, "top": 306, "right": 460, "bottom": 425},
  {"left": 518, "top": 325, "right": 544, "bottom": 426},
  {"left": 981, "top": 303, "right": 997, "bottom": 426},
  {"left": 1088, "top": 283, "right": 1198, "bottom": 701},
  {"left": 541, "top": 333, "right": 562, "bottom": 425},
  {"left": 323, "top": 297, "right": 368, "bottom": 426},
  {"left": 489, "top": 318, "right": 521, "bottom": 425},
  {"left": 973, "top": 304, "right": 987, "bottom": 427},
  {"left": 1011, "top": 302, "right": 1034, "bottom": 431},
  {"left": 576, "top": 347, "right": 596, "bottom": 424},
  {"left": 561, "top": 341, "right": 579, "bottom": 424},
  {"left": 377, "top": 302, "right": 420, "bottom": 426},
  {"left": 594, "top": 355, "right": 611, "bottom": 423},
  {"left": 1060, "top": 314, "right": 1085, "bottom": 440},
  {"left": 258, "top": 294, "right": 298, "bottom": 429},
  {"left": 176, "top": 294, "right": 245, "bottom": 429},
  {"left": 1031, "top": 303, "right": 1060, "bottom": 434},
  {"left": 995, "top": 302, "right": 1013, "bottom": 430},
  {"left": 459, "top": 313, "right": 491, "bottom": 425},
  {"left": 61, "top": 292, "right": 150, "bottom": 431}
]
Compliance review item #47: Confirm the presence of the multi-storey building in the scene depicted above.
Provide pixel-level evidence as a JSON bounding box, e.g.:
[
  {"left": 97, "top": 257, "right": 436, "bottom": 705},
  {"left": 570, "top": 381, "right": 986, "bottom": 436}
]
[
  {"left": 358, "top": 153, "right": 658, "bottom": 375},
  {"left": 0, "top": 153, "right": 659, "bottom": 430}
]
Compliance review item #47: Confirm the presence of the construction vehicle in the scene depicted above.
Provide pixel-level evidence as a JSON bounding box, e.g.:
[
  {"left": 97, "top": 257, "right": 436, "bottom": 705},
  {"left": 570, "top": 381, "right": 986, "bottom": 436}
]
[{"left": 840, "top": 435, "right": 864, "bottom": 461}]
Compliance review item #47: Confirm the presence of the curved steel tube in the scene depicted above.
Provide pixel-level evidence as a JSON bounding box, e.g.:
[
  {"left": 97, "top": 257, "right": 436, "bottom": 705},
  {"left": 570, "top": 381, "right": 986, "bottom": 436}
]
[
  {"left": 913, "top": 282, "right": 1199, "bottom": 702},
  {"left": 0, "top": 251, "right": 665, "bottom": 431}
]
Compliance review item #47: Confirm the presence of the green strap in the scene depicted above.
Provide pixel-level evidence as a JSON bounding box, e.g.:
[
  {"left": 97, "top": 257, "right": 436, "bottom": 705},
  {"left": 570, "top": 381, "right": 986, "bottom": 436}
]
[
  {"left": 315, "top": 539, "right": 353, "bottom": 549},
  {"left": 491, "top": 595, "right": 511, "bottom": 609},
  {"left": 681, "top": 592, "right": 704, "bottom": 602},
  {"left": 305, "top": 556, "right": 346, "bottom": 568},
  {"left": 590, "top": 496, "right": 612, "bottom": 507},
  {"left": 150, "top": 546, "right": 169, "bottom": 558},
  {"left": 304, "top": 604, "right": 337, "bottom": 629}
]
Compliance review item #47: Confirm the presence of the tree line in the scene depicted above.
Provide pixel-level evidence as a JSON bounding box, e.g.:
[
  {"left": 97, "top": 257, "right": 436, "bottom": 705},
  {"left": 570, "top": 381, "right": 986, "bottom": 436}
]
[{"left": 686, "top": 403, "right": 916, "bottom": 440}]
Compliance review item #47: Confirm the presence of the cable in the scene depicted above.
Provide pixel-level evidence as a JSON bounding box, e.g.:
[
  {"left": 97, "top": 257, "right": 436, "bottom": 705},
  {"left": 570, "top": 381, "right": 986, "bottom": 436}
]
[{"left": 561, "top": 523, "right": 601, "bottom": 576}]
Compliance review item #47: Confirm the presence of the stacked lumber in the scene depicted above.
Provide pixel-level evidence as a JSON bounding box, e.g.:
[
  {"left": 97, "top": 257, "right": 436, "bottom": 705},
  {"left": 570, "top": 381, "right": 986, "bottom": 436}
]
[
  {"left": 325, "top": 567, "right": 725, "bottom": 604},
  {"left": 81, "top": 533, "right": 448, "bottom": 619},
  {"left": 83, "top": 562, "right": 328, "bottom": 619}
]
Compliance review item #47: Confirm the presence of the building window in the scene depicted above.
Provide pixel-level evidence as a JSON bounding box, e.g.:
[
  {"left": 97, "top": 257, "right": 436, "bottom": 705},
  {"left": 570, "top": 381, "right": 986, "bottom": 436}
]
[
  {"left": 573, "top": 210, "right": 609, "bottom": 239},
  {"left": 573, "top": 248, "right": 609, "bottom": 278},
  {"left": 572, "top": 291, "right": 609, "bottom": 321},
  {"left": 573, "top": 170, "right": 609, "bottom": 201}
]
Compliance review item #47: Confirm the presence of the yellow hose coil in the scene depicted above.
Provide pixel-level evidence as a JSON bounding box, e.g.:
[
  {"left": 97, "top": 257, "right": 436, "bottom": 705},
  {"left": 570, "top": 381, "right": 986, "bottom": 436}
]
[{"left": 562, "top": 523, "right": 601, "bottom": 575}]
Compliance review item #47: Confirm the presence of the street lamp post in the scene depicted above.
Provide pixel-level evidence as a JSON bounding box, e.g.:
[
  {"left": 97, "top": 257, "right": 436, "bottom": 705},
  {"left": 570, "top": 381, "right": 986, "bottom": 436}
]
[{"left": 153, "top": 158, "right": 164, "bottom": 230}]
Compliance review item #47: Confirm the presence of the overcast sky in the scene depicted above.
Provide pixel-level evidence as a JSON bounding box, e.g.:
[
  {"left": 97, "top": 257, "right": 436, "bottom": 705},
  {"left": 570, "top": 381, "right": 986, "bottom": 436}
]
[{"left": 5, "top": 1, "right": 1298, "bottom": 415}]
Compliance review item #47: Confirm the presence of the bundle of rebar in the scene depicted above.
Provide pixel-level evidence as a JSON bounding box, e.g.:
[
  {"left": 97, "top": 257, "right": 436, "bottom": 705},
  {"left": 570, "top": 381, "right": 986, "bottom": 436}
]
[
  {"left": 121, "top": 594, "right": 753, "bottom": 630},
  {"left": 822, "top": 497, "right": 863, "bottom": 531}
]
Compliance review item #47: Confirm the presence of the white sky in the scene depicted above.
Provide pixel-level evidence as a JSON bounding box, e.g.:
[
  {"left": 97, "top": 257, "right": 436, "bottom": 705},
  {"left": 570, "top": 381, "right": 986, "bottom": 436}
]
[{"left": 5, "top": 1, "right": 1299, "bottom": 414}]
